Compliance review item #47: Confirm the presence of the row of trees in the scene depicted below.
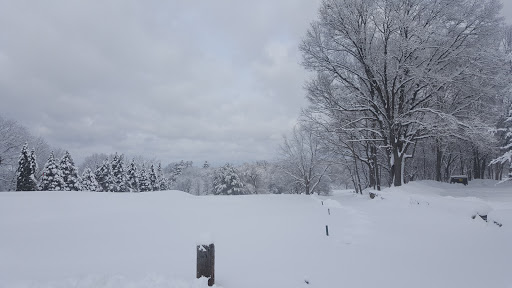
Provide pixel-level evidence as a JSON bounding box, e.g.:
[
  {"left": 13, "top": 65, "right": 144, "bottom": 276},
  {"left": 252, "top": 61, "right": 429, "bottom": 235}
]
[
  {"left": 293, "top": 0, "right": 512, "bottom": 191},
  {"left": 0, "top": 115, "right": 65, "bottom": 191},
  {"left": 15, "top": 145, "right": 170, "bottom": 192},
  {"left": 13, "top": 141, "right": 333, "bottom": 194},
  {"left": 2, "top": 112, "right": 334, "bottom": 195}
]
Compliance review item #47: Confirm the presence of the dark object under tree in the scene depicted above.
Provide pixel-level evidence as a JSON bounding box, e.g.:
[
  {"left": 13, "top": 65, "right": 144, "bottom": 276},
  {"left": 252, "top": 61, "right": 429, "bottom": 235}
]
[{"left": 449, "top": 175, "right": 468, "bottom": 185}]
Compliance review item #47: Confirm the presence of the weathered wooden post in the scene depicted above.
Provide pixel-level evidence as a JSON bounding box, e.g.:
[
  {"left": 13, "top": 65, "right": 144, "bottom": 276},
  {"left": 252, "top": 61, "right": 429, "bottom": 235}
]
[
  {"left": 197, "top": 243, "right": 215, "bottom": 286},
  {"left": 325, "top": 225, "right": 329, "bottom": 236},
  {"left": 328, "top": 208, "right": 330, "bottom": 215}
]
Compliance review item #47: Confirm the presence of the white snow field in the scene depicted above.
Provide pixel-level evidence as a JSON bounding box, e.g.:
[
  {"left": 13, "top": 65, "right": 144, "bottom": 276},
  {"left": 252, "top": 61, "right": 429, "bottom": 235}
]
[{"left": 1, "top": 180, "right": 511, "bottom": 288}]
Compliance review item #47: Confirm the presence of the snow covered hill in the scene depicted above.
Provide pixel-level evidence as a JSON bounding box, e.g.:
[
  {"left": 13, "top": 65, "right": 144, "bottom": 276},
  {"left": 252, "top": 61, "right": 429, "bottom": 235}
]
[{"left": 1, "top": 180, "right": 511, "bottom": 288}]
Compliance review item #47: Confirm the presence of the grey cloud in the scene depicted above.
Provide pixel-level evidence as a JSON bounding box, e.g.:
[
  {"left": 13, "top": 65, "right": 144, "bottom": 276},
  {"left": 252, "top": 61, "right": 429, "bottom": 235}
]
[
  {"left": 502, "top": 0, "right": 512, "bottom": 23},
  {"left": 0, "top": 0, "right": 322, "bottom": 164},
  {"left": 10, "top": 0, "right": 509, "bottom": 166}
]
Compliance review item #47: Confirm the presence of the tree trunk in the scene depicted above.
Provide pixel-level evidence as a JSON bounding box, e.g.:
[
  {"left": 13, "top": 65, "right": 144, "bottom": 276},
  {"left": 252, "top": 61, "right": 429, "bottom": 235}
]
[
  {"left": 391, "top": 146, "right": 404, "bottom": 187},
  {"left": 435, "top": 140, "right": 442, "bottom": 182},
  {"left": 422, "top": 146, "right": 427, "bottom": 180},
  {"left": 459, "top": 150, "right": 465, "bottom": 175},
  {"left": 368, "top": 162, "right": 376, "bottom": 189},
  {"left": 473, "top": 150, "right": 481, "bottom": 179},
  {"left": 354, "top": 157, "right": 363, "bottom": 193},
  {"left": 375, "top": 156, "right": 381, "bottom": 191},
  {"left": 480, "top": 157, "right": 487, "bottom": 179},
  {"left": 496, "top": 163, "right": 503, "bottom": 180}
]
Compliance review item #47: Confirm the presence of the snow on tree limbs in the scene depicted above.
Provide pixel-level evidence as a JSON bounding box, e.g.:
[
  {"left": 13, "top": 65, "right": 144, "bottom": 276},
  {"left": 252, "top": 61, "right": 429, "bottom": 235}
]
[
  {"left": 300, "top": 0, "right": 510, "bottom": 186},
  {"left": 15, "top": 143, "right": 38, "bottom": 191}
]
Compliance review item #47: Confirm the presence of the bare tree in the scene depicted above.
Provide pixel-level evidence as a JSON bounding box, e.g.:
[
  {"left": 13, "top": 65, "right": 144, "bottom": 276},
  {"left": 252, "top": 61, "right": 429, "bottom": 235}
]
[{"left": 279, "top": 125, "right": 331, "bottom": 195}]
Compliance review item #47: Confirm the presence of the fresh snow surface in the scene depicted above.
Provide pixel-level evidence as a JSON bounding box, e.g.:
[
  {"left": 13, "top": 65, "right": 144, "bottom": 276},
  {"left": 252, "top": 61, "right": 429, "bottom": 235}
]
[{"left": 1, "top": 180, "right": 511, "bottom": 288}]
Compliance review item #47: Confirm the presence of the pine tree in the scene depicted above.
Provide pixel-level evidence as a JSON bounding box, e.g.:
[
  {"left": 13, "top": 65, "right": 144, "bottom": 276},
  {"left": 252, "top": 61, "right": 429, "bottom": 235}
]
[
  {"left": 95, "top": 159, "right": 114, "bottom": 192},
  {"left": 139, "top": 164, "right": 151, "bottom": 192},
  {"left": 30, "top": 149, "right": 38, "bottom": 181},
  {"left": 149, "top": 164, "right": 158, "bottom": 191},
  {"left": 111, "top": 153, "right": 129, "bottom": 192},
  {"left": 492, "top": 104, "right": 512, "bottom": 182},
  {"left": 157, "top": 163, "right": 168, "bottom": 190},
  {"left": 80, "top": 168, "right": 100, "bottom": 191},
  {"left": 212, "top": 163, "right": 244, "bottom": 195},
  {"left": 174, "top": 161, "right": 184, "bottom": 176},
  {"left": 126, "top": 159, "right": 139, "bottom": 192},
  {"left": 59, "top": 151, "right": 81, "bottom": 191},
  {"left": 16, "top": 143, "right": 38, "bottom": 191},
  {"left": 39, "top": 152, "right": 65, "bottom": 191}
]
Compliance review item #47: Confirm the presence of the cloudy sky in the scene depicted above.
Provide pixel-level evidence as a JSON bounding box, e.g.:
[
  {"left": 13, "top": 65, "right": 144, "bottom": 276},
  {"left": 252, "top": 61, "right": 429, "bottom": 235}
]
[{"left": 0, "top": 0, "right": 511, "bottom": 165}]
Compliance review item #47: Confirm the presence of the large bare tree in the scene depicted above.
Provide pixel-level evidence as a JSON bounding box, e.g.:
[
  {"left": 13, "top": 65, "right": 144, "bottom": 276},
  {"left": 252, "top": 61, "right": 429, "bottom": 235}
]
[{"left": 301, "top": 0, "right": 509, "bottom": 186}]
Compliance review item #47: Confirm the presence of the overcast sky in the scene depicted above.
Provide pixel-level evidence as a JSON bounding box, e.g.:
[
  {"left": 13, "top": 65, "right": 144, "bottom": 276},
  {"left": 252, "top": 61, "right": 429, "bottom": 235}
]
[{"left": 1, "top": 0, "right": 511, "bottom": 165}]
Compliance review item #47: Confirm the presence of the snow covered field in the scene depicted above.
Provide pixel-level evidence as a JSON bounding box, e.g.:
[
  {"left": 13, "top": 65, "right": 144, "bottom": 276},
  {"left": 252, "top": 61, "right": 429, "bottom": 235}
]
[{"left": 1, "top": 180, "right": 511, "bottom": 288}]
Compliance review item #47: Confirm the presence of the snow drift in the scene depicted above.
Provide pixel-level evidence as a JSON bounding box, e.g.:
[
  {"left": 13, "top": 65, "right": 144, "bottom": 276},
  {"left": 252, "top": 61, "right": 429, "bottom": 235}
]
[{"left": 0, "top": 180, "right": 511, "bottom": 288}]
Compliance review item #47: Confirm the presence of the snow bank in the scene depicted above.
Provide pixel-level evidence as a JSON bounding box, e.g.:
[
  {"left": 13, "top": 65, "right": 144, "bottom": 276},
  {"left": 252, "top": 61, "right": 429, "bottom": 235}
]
[
  {"left": 2, "top": 275, "right": 214, "bottom": 288},
  {"left": 1, "top": 181, "right": 511, "bottom": 288}
]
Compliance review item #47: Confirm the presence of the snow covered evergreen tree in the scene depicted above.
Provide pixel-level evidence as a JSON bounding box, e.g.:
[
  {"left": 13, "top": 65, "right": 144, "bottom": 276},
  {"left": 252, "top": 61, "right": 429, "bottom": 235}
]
[
  {"left": 110, "top": 153, "right": 129, "bottom": 192},
  {"left": 80, "top": 168, "right": 100, "bottom": 191},
  {"left": 126, "top": 159, "right": 139, "bottom": 192},
  {"left": 203, "top": 161, "right": 210, "bottom": 169},
  {"left": 174, "top": 161, "right": 185, "bottom": 176},
  {"left": 212, "top": 163, "right": 244, "bottom": 195},
  {"left": 59, "top": 151, "right": 81, "bottom": 191},
  {"left": 139, "top": 164, "right": 151, "bottom": 192},
  {"left": 149, "top": 164, "right": 158, "bottom": 191},
  {"left": 159, "top": 176, "right": 169, "bottom": 191},
  {"left": 16, "top": 143, "right": 38, "bottom": 191},
  {"left": 157, "top": 163, "right": 168, "bottom": 190},
  {"left": 39, "top": 152, "right": 65, "bottom": 191},
  {"left": 491, "top": 104, "right": 512, "bottom": 182},
  {"left": 95, "top": 159, "right": 113, "bottom": 192},
  {"left": 30, "top": 148, "right": 38, "bottom": 178}
]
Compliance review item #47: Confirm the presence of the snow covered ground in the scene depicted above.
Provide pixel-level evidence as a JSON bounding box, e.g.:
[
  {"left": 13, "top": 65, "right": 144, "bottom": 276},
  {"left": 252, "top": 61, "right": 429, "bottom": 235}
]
[{"left": 1, "top": 180, "right": 511, "bottom": 288}]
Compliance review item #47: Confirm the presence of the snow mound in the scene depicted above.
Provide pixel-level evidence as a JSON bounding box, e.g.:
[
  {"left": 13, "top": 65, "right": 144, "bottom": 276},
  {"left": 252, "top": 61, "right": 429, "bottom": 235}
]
[{"left": 2, "top": 275, "right": 216, "bottom": 288}]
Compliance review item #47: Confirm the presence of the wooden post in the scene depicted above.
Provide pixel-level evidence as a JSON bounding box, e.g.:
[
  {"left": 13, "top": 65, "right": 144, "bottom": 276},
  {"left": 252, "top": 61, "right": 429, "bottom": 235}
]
[
  {"left": 197, "top": 243, "right": 215, "bottom": 286},
  {"left": 328, "top": 208, "right": 330, "bottom": 215},
  {"left": 325, "top": 225, "right": 329, "bottom": 236},
  {"left": 321, "top": 201, "right": 324, "bottom": 205}
]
